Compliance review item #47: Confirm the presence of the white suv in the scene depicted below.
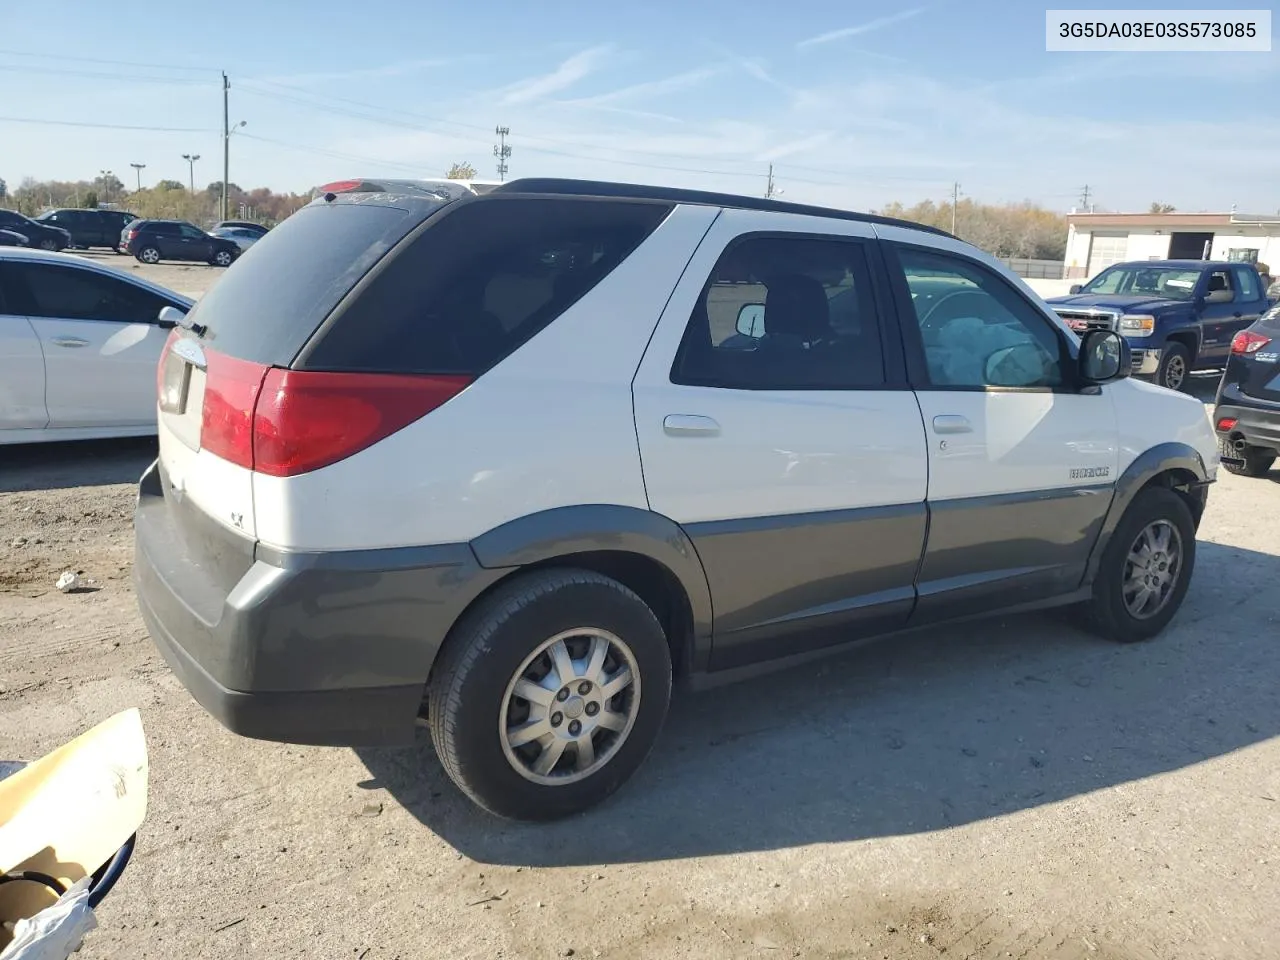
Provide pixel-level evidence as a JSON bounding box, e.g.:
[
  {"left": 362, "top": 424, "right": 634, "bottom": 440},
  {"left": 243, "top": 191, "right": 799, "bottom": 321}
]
[{"left": 134, "top": 178, "right": 1218, "bottom": 820}]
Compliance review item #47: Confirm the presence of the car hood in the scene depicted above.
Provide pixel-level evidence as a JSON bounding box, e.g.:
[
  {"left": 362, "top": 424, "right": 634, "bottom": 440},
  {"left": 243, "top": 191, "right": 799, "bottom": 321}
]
[{"left": 1046, "top": 293, "right": 1186, "bottom": 312}]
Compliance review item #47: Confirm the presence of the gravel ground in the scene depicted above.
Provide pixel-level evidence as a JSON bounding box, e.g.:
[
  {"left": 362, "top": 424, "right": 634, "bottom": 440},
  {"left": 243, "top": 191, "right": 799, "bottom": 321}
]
[{"left": 2, "top": 381, "right": 1278, "bottom": 960}]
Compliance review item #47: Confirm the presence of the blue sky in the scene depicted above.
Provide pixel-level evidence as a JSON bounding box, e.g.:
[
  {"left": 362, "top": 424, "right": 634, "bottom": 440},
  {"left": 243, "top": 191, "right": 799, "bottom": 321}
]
[{"left": 4, "top": 0, "right": 1277, "bottom": 213}]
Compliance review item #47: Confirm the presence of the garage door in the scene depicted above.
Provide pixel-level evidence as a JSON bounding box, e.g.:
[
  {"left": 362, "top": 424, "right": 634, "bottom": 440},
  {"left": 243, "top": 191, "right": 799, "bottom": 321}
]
[{"left": 1087, "top": 233, "right": 1129, "bottom": 275}]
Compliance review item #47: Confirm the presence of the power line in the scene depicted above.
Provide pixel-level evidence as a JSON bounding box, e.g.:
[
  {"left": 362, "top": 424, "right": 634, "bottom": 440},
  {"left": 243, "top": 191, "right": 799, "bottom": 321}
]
[
  {"left": 0, "top": 115, "right": 214, "bottom": 133},
  {"left": 0, "top": 48, "right": 216, "bottom": 73},
  {"left": 0, "top": 64, "right": 214, "bottom": 85}
]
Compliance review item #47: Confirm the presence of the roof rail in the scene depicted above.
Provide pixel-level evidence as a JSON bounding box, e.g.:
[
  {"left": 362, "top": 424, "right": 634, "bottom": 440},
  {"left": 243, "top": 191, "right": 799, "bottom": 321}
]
[{"left": 491, "top": 178, "right": 955, "bottom": 238}]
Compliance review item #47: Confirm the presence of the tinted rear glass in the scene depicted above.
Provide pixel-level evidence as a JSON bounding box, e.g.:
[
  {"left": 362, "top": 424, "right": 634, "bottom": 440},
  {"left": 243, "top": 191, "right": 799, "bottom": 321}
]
[
  {"left": 185, "top": 199, "right": 436, "bottom": 365},
  {"left": 298, "top": 196, "right": 672, "bottom": 375}
]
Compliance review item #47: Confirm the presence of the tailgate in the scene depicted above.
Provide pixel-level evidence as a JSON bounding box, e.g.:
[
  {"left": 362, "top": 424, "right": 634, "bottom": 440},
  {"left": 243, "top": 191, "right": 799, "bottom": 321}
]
[{"left": 156, "top": 333, "right": 259, "bottom": 540}]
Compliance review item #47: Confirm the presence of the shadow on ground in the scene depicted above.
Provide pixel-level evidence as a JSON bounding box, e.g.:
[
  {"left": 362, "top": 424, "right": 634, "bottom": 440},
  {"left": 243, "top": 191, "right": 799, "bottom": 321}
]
[
  {"left": 358, "top": 539, "right": 1280, "bottom": 866},
  {"left": 0, "top": 438, "right": 156, "bottom": 494}
]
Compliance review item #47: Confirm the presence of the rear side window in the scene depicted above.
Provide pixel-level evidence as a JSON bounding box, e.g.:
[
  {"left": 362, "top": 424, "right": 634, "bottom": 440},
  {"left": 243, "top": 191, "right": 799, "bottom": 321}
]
[
  {"left": 187, "top": 201, "right": 432, "bottom": 366},
  {"left": 299, "top": 197, "right": 672, "bottom": 375}
]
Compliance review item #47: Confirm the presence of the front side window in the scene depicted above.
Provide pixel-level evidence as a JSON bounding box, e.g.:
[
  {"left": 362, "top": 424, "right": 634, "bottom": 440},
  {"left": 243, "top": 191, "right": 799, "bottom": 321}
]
[
  {"left": 895, "top": 247, "right": 1065, "bottom": 389},
  {"left": 1205, "top": 269, "right": 1236, "bottom": 303},
  {"left": 671, "top": 236, "right": 886, "bottom": 390},
  {"left": 179, "top": 224, "right": 206, "bottom": 240},
  {"left": 16, "top": 263, "right": 170, "bottom": 324}
]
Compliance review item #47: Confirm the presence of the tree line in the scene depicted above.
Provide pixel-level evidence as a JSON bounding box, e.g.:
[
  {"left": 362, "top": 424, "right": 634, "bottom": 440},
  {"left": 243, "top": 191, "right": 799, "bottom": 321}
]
[{"left": 874, "top": 198, "right": 1068, "bottom": 261}]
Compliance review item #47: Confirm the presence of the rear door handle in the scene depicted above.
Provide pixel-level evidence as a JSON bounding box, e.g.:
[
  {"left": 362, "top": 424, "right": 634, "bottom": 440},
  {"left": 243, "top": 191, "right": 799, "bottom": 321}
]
[
  {"left": 51, "top": 336, "right": 90, "bottom": 348},
  {"left": 932, "top": 414, "right": 972, "bottom": 434},
  {"left": 663, "top": 414, "right": 720, "bottom": 437}
]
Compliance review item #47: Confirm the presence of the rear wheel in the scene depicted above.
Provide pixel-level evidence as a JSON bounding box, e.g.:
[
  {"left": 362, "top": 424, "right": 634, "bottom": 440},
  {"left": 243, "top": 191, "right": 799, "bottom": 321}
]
[
  {"left": 1081, "top": 486, "right": 1195, "bottom": 643},
  {"left": 37, "top": 239, "right": 58, "bottom": 252},
  {"left": 136, "top": 246, "right": 160, "bottom": 264},
  {"left": 211, "top": 249, "right": 234, "bottom": 267},
  {"left": 1155, "top": 343, "right": 1190, "bottom": 391},
  {"left": 1220, "top": 436, "right": 1276, "bottom": 477},
  {"left": 428, "top": 569, "right": 672, "bottom": 821}
]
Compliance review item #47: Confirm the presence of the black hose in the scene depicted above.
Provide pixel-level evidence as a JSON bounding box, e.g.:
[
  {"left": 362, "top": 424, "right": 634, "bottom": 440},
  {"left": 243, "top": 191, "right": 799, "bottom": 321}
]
[
  {"left": 0, "top": 871, "right": 68, "bottom": 897},
  {"left": 87, "top": 833, "right": 135, "bottom": 909}
]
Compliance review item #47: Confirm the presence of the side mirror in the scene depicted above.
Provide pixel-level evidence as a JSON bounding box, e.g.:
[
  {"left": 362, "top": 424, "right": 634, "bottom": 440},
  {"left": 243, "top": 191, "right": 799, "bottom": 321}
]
[
  {"left": 1078, "top": 329, "right": 1130, "bottom": 384},
  {"left": 736, "top": 303, "right": 766, "bottom": 338},
  {"left": 983, "top": 342, "right": 1055, "bottom": 387},
  {"left": 1069, "top": 284, "right": 1083, "bottom": 294},
  {"left": 156, "top": 305, "right": 187, "bottom": 329}
]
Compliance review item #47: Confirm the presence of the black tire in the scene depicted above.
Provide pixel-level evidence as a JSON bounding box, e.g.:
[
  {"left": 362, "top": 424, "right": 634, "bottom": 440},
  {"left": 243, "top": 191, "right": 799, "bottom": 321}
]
[
  {"left": 211, "top": 249, "right": 235, "bottom": 267},
  {"left": 1082, "top": 487, "right": 1196, "bottom": 643},
  {"left": 428, "top": 568, "right": 672, "bottom": 821},
  {"left": 1155, "top": 342, "right": 1190, "bottom": 391},
  {"left": 37, "top": 239, "right": 59, "bottom": 252},
  {"left": 136, "top": 246, "right": 160, "bottom": 265},
  {"left": 1220, "top": 436, "right": 1276, "bottom": 477}
]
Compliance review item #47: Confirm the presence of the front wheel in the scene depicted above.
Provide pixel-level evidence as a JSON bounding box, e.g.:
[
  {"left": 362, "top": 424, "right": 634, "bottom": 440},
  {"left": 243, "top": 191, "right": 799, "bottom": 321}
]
[
  {"left": 37, "top": 239, "right": 59, "bottom": 252},
  {"left": 1155, "top": 343, "right": 1190, "bottom": 391},
  {"left": 136, "top": 246, "right": 161, "bottom": 265},
  {"left": 427, "top": 569, "right": 672, "bottom": 821},
  {"left": 211, "top": 249, "right": 234, "bottom": 267},
  {"left": 1081, "top": 486, "right": 1196, "bottom": 643}
]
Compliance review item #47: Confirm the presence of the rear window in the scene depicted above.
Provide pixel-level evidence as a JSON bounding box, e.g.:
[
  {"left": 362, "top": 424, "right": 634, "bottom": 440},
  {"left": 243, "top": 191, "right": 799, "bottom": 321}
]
[
  {"left": 186, "top": 200, "right": 435, "bottom": 366},
  {"left": 1259, "top": 304, "right": 1280, "bottom": 331},
  {"left": 298, "top": 196, "right": 672, "bottom": 375}
]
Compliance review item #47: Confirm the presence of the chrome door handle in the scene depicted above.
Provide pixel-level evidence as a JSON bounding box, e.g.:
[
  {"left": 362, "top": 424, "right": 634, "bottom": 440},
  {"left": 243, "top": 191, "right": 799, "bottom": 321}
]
[
  {"left": 51, "top": 336, "right": 90, "bottom": 348},
  {"left": 663, "top": 414, "right": 720, "bottom": 437},
  {"left": 932, "top": 415, "right": 972, "bottom": 434}
]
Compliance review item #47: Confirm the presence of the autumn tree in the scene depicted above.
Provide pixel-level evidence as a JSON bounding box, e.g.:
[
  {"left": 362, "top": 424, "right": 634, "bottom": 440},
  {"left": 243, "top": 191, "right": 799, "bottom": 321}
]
[
  {"left": 875, "top": 197, "right": 1067, "bottom": 260},
  {"left": 1149, "top": 202, "right": 1176, "bottom": 214},
  {"left": 446, "top": 161, "right": 478, "bottom": 179}
]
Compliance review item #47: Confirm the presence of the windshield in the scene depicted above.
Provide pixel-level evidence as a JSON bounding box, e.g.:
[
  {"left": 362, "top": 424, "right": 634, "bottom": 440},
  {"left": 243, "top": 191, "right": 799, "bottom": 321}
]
[{"left": 1080, "top": 265, "right": 1201, "bottom": 301}]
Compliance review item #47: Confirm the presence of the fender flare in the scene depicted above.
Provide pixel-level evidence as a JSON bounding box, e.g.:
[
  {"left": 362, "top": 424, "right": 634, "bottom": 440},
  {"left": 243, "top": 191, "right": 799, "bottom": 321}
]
[
  {"left": 1083, "top": 442, "right": 1210, "bottom": 584},
  {"left": 469, "top": 504, "right": 714, "bottom": 662}
]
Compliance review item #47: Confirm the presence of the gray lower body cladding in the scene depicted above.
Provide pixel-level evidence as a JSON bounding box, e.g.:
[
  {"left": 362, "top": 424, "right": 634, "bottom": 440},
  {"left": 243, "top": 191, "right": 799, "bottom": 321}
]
[{"left": 133, "top": 459, "right": 505, "bottom": 745}]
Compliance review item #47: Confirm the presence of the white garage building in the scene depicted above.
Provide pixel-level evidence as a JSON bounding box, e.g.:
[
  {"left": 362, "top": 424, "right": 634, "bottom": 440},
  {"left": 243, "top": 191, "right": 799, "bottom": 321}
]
[{"left": 1065, "top": 211, "right": 1280, "bottom": 280}]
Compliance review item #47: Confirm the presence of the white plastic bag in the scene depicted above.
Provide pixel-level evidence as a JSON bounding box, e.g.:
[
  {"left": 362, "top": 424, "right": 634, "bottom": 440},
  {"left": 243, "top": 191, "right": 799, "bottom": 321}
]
[{"left": 0, "top": 876, "right": 97, "bottom": 960}]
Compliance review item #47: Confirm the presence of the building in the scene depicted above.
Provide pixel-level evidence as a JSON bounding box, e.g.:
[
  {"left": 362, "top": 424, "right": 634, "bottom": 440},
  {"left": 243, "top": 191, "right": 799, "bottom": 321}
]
[{"left": 1065, "top": 212, "right": 1280, "bottom": 279}]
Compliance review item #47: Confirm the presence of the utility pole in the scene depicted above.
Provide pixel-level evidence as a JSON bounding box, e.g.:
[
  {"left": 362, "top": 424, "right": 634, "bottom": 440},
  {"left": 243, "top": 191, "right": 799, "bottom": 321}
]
[
  {"left": 765, "top": 164, "right": 776, "bottom": 199},
  {"left": 493, "top": 126, "right": 511, "bottom": 181},
  {"left": 222, "top": 72, "right": 230, "bottom": 221},
  {"left": 130, "top": 162, "right": 146, "bottom": 192},
  {"left": 951, "top": 181, "right": 961, "bottom": 235},
  {"left": 1079, "top": 184, "right": 1093, "bottom": 213},
  {"left": 182, "top": 154, "right": 200, "bottom": 193},
  {"left": 99, "top": 169, "right": 115, "bottom": 205}
]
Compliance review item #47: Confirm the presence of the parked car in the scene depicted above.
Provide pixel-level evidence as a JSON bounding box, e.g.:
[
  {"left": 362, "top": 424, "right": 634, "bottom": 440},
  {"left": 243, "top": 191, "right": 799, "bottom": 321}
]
[
  {"left": 0, "top": 248, "right": 193, "bottom": 444},
  {"left": 0, "top": 209, "right": 70, "bottom": 252},
  {"left": 1046, "top": 259, "right": 1271, "bottom": 391},
  {"left": 35, "top": 208, "right": 137, "bottom": 252},
  {"left": 0, "top": 229, "right": 30, "bottom": 247},
  {"left": 134, "top": 177, "right": 1218, "bottom": 822},
  {"left": 211, "top": 226, "right": 261, "bottom": 252},
  {"left": 212, "top": 220, "right": 268, "bottom": 236},
  {"left": 121, "top": 220, "right": 240, "bottom": 267},
  {"left": 1213, "top": 303, "right": 1280, "bottom": 477}
]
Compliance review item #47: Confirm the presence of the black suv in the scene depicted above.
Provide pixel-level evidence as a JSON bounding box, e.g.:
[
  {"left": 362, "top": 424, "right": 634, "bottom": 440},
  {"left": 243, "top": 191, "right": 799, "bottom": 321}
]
[
  {"left": 0, "top": 209, "right": 71, "bottom": 251},
  {"left": 1214, "top": 304, "right": 1280, "bottom": 478},
  {"left": 36, "top": 208, "right": 137, "bottom": 252},
  {"left": 122, "top": 219, "right": 240, "bottom": 267}
]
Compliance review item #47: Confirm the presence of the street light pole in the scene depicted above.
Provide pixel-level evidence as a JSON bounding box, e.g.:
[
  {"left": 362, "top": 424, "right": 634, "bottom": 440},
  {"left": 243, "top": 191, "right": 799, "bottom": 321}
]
[
  {"left": 130, "top": 162, "right": 146, "bottom": 192},
  {"left": 99, "top": 169, "right": 114, "bottom": 205},
  {"left": 182, "top": 154, "right": 201, "bottom": 194}
]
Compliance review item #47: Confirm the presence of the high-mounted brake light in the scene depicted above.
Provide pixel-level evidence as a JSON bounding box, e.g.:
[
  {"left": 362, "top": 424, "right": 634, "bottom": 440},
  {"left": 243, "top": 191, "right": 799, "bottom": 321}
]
[
  {"left": 317, "top": 179, "right": 365, "bottom": 195},
  {"left": 1232, "top": 331, "right": 1272, "bottom": 355}
]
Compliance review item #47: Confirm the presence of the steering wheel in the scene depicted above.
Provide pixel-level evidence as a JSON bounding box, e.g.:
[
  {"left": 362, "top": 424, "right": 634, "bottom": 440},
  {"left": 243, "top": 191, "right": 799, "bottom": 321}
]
[{"left": 917, "top": 289, "right": 992, "bottom": 337}]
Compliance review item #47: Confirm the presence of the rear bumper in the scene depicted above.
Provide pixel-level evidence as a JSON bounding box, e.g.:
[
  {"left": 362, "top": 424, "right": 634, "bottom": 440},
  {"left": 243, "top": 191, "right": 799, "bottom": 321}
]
[
  {"left": 1214, "top": 401, "right": 1280, "bottom": 455},
  {"left": 133, "top": 459, "right": 504, "bottom": 745}
]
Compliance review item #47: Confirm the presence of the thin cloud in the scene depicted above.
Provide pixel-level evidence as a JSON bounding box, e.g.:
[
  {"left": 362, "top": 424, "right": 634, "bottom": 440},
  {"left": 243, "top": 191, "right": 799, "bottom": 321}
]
[
  {"left": 797, "top": 7, "right": 926, "bottom": 48},
  {"left": 256, "top": 58, "right": 460, "bottom": 87},
  {"left": 563, "top": 67, "right": 722, "bottom": 106},
  {"left": 755, "top": 131, "right": 834, "bottom": 163},
  {"left": 500, "top": 45, "right": 615, "bottom": 105}
]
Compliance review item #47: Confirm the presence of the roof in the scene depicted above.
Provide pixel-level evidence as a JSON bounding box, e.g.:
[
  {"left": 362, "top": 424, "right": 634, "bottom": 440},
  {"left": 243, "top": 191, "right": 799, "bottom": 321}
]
[
  {"left": 0, "top": 247, "right": 194, "bottom": 304},
  {"left": 491, "top": 178, "right": 955, "bottom": 238},
  {"left": 1067, "top": 211, "right": 1280, "bottom": 229},
  {"left": 1112, "top": 259, "right": 1235, "bottom": 269}
]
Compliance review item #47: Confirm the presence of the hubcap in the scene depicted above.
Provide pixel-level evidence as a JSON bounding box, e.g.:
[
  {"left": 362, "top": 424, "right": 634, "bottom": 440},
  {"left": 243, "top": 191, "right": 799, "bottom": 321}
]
[
  {"left": 499, "top": 628, "right": 640, "bottom": 786},
  {"left": 1122, "top": 519, "right": 1183, "bottom": 620},
  {"left": 1164, "top": 355, "right": 1185, "bottom": 390},
  {"left": 142, "top": 249, "right": 159, "bottom": 263}
]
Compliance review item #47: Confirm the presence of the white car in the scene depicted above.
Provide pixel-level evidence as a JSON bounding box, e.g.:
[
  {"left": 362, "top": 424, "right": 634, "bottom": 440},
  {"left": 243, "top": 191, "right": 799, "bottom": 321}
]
[
  {"left": 210, "top": 227, "right": 262, "bottom": 252},
  {"left": 0, "top": 248, "right": 193, "bottom": 444},
  {"left": 134, "top": 178, "right": 1219, "bottom": 821}
]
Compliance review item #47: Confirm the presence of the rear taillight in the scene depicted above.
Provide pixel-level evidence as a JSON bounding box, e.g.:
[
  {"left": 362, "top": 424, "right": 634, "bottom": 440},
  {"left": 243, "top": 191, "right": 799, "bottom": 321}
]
[
  {"left": 252, "top": 369, "right": 470, "bottom": 476},
  {"left": 195, "top": 347, "right": 469, "bottom": 476},
  {"left": 1231, "top": 331, "right": 1272, "bottom": 354},
  {"left": 201, "top": 353, "right": 269, "bottom": 469}
]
